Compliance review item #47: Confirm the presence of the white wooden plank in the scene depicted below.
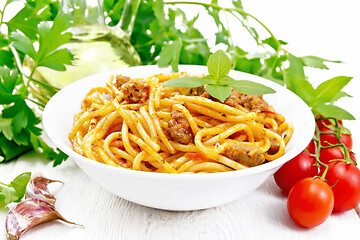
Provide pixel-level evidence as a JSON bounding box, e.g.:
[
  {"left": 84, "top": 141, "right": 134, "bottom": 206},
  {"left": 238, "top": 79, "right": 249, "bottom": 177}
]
[{"left": 1, "top": 154, "right": 359, "bottom": 240}]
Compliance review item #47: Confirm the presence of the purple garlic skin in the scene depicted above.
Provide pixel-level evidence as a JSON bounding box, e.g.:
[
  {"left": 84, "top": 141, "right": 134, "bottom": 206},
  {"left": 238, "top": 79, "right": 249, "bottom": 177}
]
[
  {"left": 25, "top": 175, "right": 63, "bottom": 204},
  {"left": 5, "top": 198, "right": 78, "bottom": 240}
]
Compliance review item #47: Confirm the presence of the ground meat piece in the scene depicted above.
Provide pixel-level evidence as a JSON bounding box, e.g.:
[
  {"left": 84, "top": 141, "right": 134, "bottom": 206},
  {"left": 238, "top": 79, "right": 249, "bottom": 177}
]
[
  {"left": 189, "top": 86, "right": 206, "bottom": 96},
  {"left": 120, "top": 80, "right": 150, "bottom": 103},
  {"left": 197, "top": 89, "right": 271, "bottom": 113},
  {"left": 200, "top": 91, "right": 211, "bottom": 98},
  {"left": 168, "top": 110, "right": 193, "bottom": 144},
  {"left": 267, "top": 138, "right": 280, "bottom": 155},
  {"left": 115, "top": 75, "right": 130, "bottom": 89},
  {"left": 224, "top": 89, "right": 271, "bottom": 112},
  {"left": 225, "top": 144, "right": 265, "bottom": 167}
]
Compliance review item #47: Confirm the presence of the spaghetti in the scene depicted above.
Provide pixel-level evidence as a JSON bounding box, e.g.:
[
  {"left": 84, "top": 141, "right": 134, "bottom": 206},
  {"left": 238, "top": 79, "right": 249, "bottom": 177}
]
[{"left": 69, "top": 73, "right": 293, "bottom": 173}]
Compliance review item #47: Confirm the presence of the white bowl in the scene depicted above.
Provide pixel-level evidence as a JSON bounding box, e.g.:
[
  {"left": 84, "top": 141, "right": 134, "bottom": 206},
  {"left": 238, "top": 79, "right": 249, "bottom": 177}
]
[{"left": 43, "top": 65, "right": 315, "bottom": 211}]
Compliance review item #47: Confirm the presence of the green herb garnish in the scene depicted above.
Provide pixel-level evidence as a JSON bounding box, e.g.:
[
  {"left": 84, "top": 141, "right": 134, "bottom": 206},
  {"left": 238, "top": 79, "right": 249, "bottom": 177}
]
[
  {"left": 162, "top": 50, "right": 275, "bottom": 102},
  {"left": 0, "top": 172, "right": 31, "bottom": 208},
  {"left": 0, "top": 1, "right": 70, "bottom": 165}
]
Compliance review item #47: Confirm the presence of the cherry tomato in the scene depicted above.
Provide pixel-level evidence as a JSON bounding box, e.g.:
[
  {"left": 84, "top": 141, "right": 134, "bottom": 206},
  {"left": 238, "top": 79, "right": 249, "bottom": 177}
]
[
  {"left": 319, "top": 148, "right": 355, "bottom": 164},
  {"left": 319, "top": 127, "right": 353, "bottom": 163},
  {"left": 306, "top": 140, "right": 316, "bottom": 153},
  {"left": 274, "top": 141, "right": 318, "bottom": 194},
  {"left": 287, "top": 177, "right": 334, "bottom": 228},
  {"left": 325, "top": 161, "right": 360, "bottom": 212}
]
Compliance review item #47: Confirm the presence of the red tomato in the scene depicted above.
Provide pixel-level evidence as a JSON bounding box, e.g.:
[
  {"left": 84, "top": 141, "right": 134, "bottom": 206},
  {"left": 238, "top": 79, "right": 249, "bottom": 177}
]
[
  {"left": 287, "top": 177, "right": 334, "bottom": 228},
  {"left": 319, "top": 148, "right": 355, "bottom": 164},
  {"left": 184, "top": 152, "right": 207, "bottom": 161},
  {"left": 319, "top": 128, "right": 353, "bottom": 163},
  {"left": 274, "top": 141, "right": 318, "bottom": 194},
  {"left": 325, "top": 161, "right": 360, "bottom": 212},
  {"left": 306, "top": 140, "right": 316, "bottom": 153}
]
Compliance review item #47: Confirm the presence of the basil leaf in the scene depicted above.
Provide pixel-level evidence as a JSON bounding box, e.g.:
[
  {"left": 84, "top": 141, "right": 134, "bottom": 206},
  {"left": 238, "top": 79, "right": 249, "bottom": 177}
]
[
  {"left": 314, "top": 76, "right": 352, "bottom": 103},
  {"left": 313, "top": 103, "right": 355, "bottom": 120},
  {"left": 230, "top": 80, "right": 276, "bottom": 95},
  {"left": 202, "top": 75, "right": 217, "bottom": 84},
  {"left": 162, "top": 77, "right": 207, "bottom": 88},
  {"left": 205, "top": 84, "right": 232, "bottom": 103},
  {"left": 218, "top": 76, "right": 237, "bottom": 86},
  {"left": 207, "top": 50, "right": 231, "bottom": 78}
]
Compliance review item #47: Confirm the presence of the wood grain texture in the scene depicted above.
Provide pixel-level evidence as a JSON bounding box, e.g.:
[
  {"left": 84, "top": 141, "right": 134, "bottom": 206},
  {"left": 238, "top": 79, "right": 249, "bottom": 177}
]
[{"left": 1, "top": 153, "right": 359, "bottom": 240}]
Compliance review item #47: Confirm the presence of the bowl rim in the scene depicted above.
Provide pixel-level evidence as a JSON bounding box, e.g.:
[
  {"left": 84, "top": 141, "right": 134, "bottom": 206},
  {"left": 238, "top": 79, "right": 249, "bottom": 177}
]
[{"left": 43, "top": 64, "right": 315, "bottom": 181}]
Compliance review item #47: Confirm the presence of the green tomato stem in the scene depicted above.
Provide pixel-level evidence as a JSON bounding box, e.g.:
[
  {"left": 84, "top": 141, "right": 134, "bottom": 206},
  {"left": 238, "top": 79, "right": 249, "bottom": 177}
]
[
  {"left": 313, "top": 123, "right": 328, "bottom": 181},
  {"left": 316, "top": 116, "right": 356, "bottom": 165}
]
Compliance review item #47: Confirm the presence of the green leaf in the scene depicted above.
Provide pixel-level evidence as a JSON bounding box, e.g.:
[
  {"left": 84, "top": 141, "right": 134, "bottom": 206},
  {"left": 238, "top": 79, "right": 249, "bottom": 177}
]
[
  {"left": 0, "top": 50, "right": 14, "bottom": 68},
  {"left": 0, "top": 172, "right": 31, "bottom": 208},
  {"left": 205, "top": 84, "right": 232, "bottom": 103},
  {"left": 0, "top": 67, "right": 19, "bottom": 94},
  {"left": 10, "top": 172, "right": 31, "bottom": 196},
  {"left": 10, "top": 32, "right": 36, "bottom": 59},
  {"left": 230, "top": 80, "right": 276, "bottom": 95},
  {"left": 314, "top": 103, "right": 355, "bottom": 120},
  {"left": 300, "top": 56, "right": 341, "bottom": 70},
  {"left": 207, "top": 50, "right": 231, "bottom": 78},
  {"left": 53, "top": 149, "right": 69, "bottom": 167},
  {"left": 0, "top": 187, "right": 18, "bottom": 208},
  {"left": 0, "top": 118, "right": 13, "bottom": 140},
  {"left": 157, "top": 38, "right": 182, "bottom": 72},
  {"left": 263, "top": 37, "right": 280, "bottom": 51},
  {"left": 0, "top": 134, "right": 32, "bottom": 161},
  {"left": 6, "top": 10, "right": 41, "bottom": 40},
  {"left": 152, "top": 0, "right": 168, "bottom": 27},
  {"left": 162, "top": 77, "right": 207, "bottom": 88},
  {"left": 38, "top": 48, "right": 73, "bottom": 71},
  {"left": 232, "top": 0, "right": 244, "bottom": 9},
  {"left": 314, "top": 76, "right": 352, "bottom": 102},
  {"left": 218, "top": 76, "right": 237, "bottom": 86},
  {"left": 202, "top": 75, "right": 218, "bottom": 85},
  {"left": 37, "top": 13, "right": 73, "bottom": 62},
  {"left": 284, "top": 54, "right": 315, "bottom": 104},
  {"left": 29, "top": 132, "right": 68, "bottom": 166},
  {"left": 331, "top": 91, "right": 352, "bottom": 103}
]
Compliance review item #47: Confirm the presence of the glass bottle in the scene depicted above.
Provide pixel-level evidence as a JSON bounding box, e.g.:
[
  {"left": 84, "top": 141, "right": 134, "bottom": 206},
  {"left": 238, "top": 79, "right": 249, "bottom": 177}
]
[{"left": 24, "top": 0, "right": 141, "bottom": 104}]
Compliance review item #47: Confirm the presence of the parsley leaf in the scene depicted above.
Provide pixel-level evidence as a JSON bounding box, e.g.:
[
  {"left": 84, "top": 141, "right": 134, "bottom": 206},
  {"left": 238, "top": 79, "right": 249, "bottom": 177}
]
[
  {"left": 162, "top": 50, "right": 276, "bottom": 102},
  {"left": 0, "top": 172, "right": 31, "bottom": 208}
]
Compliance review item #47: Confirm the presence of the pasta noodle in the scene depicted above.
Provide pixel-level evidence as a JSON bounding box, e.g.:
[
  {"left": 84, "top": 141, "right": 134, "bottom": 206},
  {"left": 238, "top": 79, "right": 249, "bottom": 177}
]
[{"left": 69, "top": 72, "right": 293, "bottom": 173}]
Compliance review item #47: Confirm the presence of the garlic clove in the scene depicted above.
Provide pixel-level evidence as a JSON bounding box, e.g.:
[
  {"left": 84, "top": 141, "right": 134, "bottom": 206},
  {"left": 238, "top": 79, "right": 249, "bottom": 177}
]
[
  {"left": 25, "top": 174, "right": 63, "bottom": 204},
  {"left": 5, "top": 198, "right": 79, "bottom": 240}
]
